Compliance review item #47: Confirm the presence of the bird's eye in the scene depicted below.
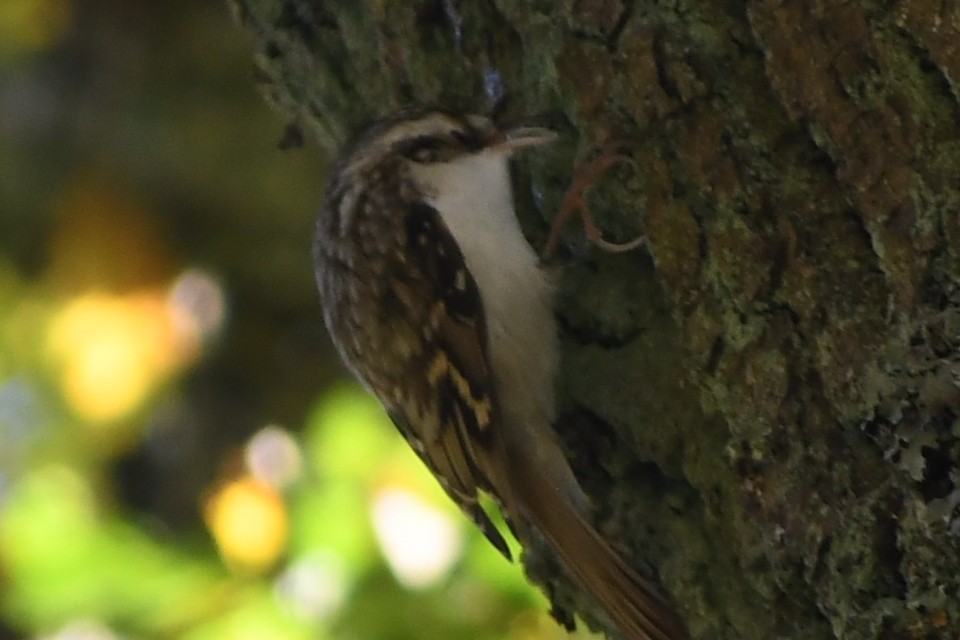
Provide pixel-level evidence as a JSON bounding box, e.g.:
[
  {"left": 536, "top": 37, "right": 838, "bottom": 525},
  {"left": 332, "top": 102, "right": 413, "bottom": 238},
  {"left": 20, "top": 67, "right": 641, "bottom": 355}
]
[
  {"left": 450, "top": 129, "right": 481, "bottom": 150},
  {"left": 413, "top": 147, "right": 437, "bottom": 162},
  {"left": 401, "top": 136, "right": 443, "bottom": 163}
]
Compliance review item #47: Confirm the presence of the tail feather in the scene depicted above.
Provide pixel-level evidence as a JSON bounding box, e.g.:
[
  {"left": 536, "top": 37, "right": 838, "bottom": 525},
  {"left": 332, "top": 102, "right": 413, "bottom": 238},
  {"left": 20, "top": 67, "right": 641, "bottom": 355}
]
[{"left": 514, "top": 466, "right": 688, "bottom": 640}]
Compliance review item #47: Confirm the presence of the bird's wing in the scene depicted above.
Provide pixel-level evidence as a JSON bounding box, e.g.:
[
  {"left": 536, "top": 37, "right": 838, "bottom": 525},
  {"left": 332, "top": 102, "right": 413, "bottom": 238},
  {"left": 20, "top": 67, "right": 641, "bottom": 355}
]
[{"left": 379, "top": 201, "right": 512, "bottom": 560}]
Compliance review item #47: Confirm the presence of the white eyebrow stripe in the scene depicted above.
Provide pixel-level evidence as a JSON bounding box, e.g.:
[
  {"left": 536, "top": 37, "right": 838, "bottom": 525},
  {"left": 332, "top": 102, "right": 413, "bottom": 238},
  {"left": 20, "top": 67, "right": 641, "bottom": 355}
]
[{"left": 375, "top": 113, "right": 459, "bottom": 149}]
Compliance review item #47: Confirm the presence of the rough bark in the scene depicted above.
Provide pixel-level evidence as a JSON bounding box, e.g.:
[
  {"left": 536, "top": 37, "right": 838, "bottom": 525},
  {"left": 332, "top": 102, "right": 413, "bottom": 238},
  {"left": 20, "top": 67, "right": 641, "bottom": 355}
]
[{"left": 230, "top": 1, "right": 960, "bottom": 638}]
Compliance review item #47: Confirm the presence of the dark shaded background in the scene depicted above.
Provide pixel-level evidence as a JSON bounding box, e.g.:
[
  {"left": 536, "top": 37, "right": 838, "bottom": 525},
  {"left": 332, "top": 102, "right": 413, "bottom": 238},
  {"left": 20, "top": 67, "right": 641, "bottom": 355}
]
[{"left": 3, "top": 0, "right": 331, "bottom": 498}]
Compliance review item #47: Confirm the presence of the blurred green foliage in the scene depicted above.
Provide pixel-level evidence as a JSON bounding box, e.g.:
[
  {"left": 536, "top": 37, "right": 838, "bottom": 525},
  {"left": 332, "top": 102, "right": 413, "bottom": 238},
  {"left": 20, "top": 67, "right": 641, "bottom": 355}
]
[{"left": 0, "top": 2, "right": 598, "bottom": 639}]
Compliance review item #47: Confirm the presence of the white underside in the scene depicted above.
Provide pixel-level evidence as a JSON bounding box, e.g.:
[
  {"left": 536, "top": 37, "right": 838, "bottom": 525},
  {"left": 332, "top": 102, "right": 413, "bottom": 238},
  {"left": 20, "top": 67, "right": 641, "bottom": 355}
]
[{"left": 411, "top": 150, "right": 564, "bottom": 464}]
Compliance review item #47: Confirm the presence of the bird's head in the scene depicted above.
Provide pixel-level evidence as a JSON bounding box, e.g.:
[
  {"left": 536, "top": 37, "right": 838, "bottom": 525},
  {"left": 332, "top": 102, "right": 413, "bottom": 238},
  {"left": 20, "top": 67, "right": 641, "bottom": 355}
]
[{"left": 337, "top": 107, "right": 556, "bottom": 175}]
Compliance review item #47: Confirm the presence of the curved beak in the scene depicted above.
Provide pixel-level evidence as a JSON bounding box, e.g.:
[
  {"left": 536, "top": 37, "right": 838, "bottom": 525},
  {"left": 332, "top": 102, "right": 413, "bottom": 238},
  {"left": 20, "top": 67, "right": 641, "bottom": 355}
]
[{"left": 488, "top": 126, "right": 558, "bottom": 153}]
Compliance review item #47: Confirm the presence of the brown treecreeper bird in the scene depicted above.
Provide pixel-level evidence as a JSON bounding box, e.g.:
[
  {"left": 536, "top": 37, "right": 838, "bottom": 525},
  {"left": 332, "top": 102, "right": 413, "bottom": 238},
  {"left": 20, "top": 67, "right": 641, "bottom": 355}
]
[{"left": 313, "top": 105, "right": 687, "bottom": 640}]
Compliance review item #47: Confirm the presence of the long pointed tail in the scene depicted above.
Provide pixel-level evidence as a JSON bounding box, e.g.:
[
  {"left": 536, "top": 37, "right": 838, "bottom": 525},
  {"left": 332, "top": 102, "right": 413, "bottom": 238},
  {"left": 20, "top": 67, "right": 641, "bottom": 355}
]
[{"left": 513, "top": 466, "right": 688, "bottom": 640}]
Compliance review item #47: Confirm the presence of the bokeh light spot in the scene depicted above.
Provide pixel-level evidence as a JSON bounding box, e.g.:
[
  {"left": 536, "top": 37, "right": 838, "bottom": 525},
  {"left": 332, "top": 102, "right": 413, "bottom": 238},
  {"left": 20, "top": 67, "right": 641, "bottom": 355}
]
[
  {"left": 245, "top": 425, "right": 302, "bottom": 491},
  {"left": 167, "top": 268, "right": 227, "bottom": 349},
  {"left": 37, "top": 619, "right": 120, "bottom": 640},
  {"left": 204, "top": 477, "right": 288, "bottom": 574},
  {"left": 274, "top": 553, "right": 347, "bottom": 622},
  {"left": 371, "top": 487, "right": 462, "bottom": 589},
  {"left": 0, "top": 0, "right": 72, "bottom": 58},
  {"left": 45, "top": 291, "right": 194, "bottom": 425}
]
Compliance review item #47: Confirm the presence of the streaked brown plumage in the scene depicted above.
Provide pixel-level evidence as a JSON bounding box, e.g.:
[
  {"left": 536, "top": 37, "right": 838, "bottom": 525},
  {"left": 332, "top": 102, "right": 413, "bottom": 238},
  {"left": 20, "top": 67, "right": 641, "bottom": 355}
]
[{"left": 313, "top": 106, "right": 687, "bottom": 640}]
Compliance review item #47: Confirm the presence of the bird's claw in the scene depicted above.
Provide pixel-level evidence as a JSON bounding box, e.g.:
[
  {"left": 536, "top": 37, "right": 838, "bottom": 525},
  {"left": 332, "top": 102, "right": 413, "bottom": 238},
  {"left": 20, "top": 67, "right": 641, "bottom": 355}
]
[{"left": 540, "top": 145, "right": 645, "bottom": 262}]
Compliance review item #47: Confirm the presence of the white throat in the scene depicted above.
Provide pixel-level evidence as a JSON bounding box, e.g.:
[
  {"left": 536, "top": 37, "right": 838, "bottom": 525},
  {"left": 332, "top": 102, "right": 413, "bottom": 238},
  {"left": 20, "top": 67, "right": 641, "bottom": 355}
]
[{"left": 411, "top": 151, "right": 560, "bottom": 430}]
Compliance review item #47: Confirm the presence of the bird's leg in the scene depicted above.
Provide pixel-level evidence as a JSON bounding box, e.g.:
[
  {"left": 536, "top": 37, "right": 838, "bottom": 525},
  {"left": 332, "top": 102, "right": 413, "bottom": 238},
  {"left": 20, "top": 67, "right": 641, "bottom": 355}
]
[{"left": 540, "top": 145, "right": 646, "bottom": 262}]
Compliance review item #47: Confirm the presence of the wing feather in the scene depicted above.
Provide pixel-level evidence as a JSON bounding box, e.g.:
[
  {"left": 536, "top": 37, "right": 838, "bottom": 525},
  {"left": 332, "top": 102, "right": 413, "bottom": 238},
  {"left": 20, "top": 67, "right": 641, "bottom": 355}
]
[{"left": 379, "top": 201, "right": 511, "bottom": 559}]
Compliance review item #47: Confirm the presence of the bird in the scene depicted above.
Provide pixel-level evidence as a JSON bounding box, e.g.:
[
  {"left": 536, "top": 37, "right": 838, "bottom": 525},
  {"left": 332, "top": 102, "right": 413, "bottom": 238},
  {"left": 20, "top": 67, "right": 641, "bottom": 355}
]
[{"left": 313, "top": 105, "right": 687, "bottom": 640}]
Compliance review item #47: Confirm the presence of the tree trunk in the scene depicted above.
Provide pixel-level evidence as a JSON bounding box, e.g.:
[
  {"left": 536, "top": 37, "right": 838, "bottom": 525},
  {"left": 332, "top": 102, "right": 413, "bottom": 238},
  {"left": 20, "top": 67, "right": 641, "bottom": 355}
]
[{"left": 230, "top": 1, "right": 960, "bottom": 638}]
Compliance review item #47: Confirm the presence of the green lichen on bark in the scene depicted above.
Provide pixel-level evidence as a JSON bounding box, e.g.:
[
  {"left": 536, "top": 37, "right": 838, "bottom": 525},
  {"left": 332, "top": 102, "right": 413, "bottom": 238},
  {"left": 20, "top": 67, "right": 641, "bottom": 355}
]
[{"left": 231, "top": 1, "right": 960, "bottom": 637}]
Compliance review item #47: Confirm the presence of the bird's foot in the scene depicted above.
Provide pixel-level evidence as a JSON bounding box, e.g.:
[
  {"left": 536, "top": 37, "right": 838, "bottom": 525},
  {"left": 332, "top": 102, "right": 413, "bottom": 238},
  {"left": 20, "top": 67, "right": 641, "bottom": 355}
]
[{"left": 540, "top": 144, "right": 645, "bottom": 262}]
